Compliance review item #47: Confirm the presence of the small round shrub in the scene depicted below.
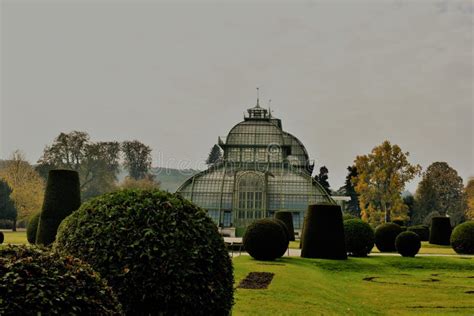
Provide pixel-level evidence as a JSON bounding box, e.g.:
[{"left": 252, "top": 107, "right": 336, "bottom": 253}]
[
  {"left": 344, "top": 219, "right": 375, "bottom": 257},
  {"left": 36, "top": 170, "right": 81, "bottom": 246},
  {"left": 0, "top": 245, "right": 122, "bottom": 315},
  {"left": 55, "top": 189, "right": 233, "bottom": 315},
  {"left": 301, "top": 204, "right": 347, "bottom": 259},
  {"left": 375, "top": 223, "right": 403, "bottom": 252},
  {"left": 26, "top": 212, "right": 41, "bottom": 244},
  {"left": 395, "top": 231, "right": 421, "bottom": 257},
  {"left": 275, "top": 211, "right": 295, "bottom": 241},
  {"left": 0, "top": 232, "right": 3, "bottom": 244},
  {"left": 243, "top": 219, "right": 289, "bottom": 261},
  {"left": 429, "top": 216, "right": 452, "bottom": 245},
  {"left": 407, "top": 225, "right": 430, "bottom": 241},
  {"left": 450, "top": 221, "right": 474, "bottom": 254}
]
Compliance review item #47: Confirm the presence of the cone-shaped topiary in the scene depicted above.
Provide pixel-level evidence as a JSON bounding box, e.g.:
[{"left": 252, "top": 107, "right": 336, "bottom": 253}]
[
  {"left": 301, "top": 204, "right": 347, "bottom": 259},
  {"left": 375, "top": 223, "right": 403, "bottom": 252},
  {"left": 395, "top": 231, "right": 421, "bottom": 257},
  {"left": 429, "top": 216, "right": 452, "bottom": 245},
  {"left": 0, "top": 245, "right": 123, "bottom": 315},
  {"left": 407, "top": 225, "right": 430, "bottom": 241},
  {"left": 36, "top": 170, "right": 81, "bottom": 246},
  {"left": 274, "top": 211, "right": 295, "bottom": 241},
  {"left": 243, "top": 218, "right": 289, "bottom": 261},
  {"left": 54, "top": 189, "right": 234, "bottom": 315},
  {"left": 26, "top": 212, "right": 41, "bottom": 244},
  {"left": 0, "top": 232, "right": 3, "bottom": 244},
  {"left": 344, "top": 219, "right": 375, "bottom": 257},
  {"left": 450, "top": 221, "right": 474, "bottom": 254}
]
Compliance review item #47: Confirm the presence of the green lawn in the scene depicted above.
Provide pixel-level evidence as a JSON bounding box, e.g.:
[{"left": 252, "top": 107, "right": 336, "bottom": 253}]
[
  {"left": 233, "top": 255, "right": 474, "bottom": 315},
  {"left": 1, "top": 230, "right": 28, "bottom": 244}
]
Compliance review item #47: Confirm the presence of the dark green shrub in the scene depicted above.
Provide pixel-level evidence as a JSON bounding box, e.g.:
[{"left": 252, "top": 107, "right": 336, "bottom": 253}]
[
  {"left": 407, "top": 225, "right": 430, "bottom": 241},
  {"left": 54, "top": 189, "right": 234, "bottom": 315},
  {"left": 429, "top": 216, "right": 452, "bottom": 245},
  {"left": 375, "top": 223, "right": 403, "bottom": 252},
  {"left": 392, "top": 219, "right": 405, "bottom": 226},
  {"left": 0, "top": 245, "right": 122, "bottom": 315},
  {"left": 0, "top": 232, "right": 3, "bottom": 244},
  {"left": 342, "top": 213, "right": 357, "bottom": 221},
  {"left": 343, "top": 219, "right": 374, "bottom": 257},
  {"left": 235, "top": 226, "right": 246, "bottom": 237},
  {"left": 301, "top": 204, "right": 347, "bottom": 259},
  {"left": 36, "top": 170, "right": 81, "bottom": 246},
  {"left": 274, "top": 218, "right": 291, "bottom": 242},
  {"left": 450, "top": 221, "right": 474, "bottom": 254},
  {"left": 275, "top": 211, "right": 295, "bottom": 241},
  {"left": 26, "top": 212, "right": 41, "bottom": 244},
  {"left": 243, "top": 219, "right": 289, "bottom": 261},
  {"left": 395, "top": 231, "right": 421, "bottom": 257}
]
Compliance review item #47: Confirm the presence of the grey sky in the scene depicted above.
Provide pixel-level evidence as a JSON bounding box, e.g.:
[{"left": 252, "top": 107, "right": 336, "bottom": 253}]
[{"left": 1, "top": 0, "right": 473, "bottom": 192}]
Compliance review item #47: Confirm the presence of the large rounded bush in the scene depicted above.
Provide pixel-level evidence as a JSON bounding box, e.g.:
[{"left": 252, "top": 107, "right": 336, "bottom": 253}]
[
  {"left": 375, "top": 223, "right": 403, "bottom": 252},
  {"left": 407, "top": 225, "right": 430, "bottom": 241},
  {"left": 36, "top": 170, "right": 81, "bottom": 246},
  {"left": 54, "top": 189, "right": 233, "bottom": 315},
  {"left": 0, "top": 231, "right": 3, "bottom": 244},
  {"left": 274, "top": 211, "right": 295, "bottom": 241},
  {"left": 343, "top": 219, "right": 374, "bottom": 257},
  {"left": 301, "top": 204, "right": 347, "bottom": 259},
  {"left": 429, "top": 216, "right": 452, "bottom": 245},
  {"left": 26, "top": 212, "right": 41, "bottom": 244},
  {"left": 450, "top": 221, "right": 474, "bottom": 254},
  {"left": 243, "top": 218, "right": 289, "bottom": 261},
  {"left": 0, "top": 245, "right": 122, "bottom": 315},
  {"left": 395, "top": 231, "right": 421, "bottom": 257}
]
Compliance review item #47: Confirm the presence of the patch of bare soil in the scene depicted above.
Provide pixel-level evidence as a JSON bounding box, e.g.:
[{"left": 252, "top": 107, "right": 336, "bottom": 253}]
[{"left": 238, "top": 272, "right": 275, "bottom": 289}]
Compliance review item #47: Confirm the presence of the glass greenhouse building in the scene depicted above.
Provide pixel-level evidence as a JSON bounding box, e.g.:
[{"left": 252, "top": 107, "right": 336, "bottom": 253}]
[{"left": 177, "top": 100, "right": 334, "bottom": 231}]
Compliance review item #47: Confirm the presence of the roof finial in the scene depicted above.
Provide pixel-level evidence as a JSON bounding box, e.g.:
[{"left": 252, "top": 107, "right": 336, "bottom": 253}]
[
  {"left": 268, "top": 99, "right": 272, "bottom": 118},
  {"left": 256, "top": 87, "right": 260, "bottom": 107}
]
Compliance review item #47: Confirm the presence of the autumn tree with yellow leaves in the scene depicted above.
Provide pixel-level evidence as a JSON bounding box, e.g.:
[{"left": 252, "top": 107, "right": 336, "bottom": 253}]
[
  {"left": 353, "top": 141, "right": 421, "bottom": 225},
  {"left": 466, "top": 178, "right": 474, "bottom": 220}
]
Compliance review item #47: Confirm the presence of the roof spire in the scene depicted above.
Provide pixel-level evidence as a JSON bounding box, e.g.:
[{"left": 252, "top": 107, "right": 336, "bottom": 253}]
[{"left": 256, "top": 87, "right": 260, "bottom": 107}]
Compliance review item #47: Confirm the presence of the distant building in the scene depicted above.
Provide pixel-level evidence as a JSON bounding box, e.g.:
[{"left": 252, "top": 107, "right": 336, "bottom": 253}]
[{"left": 177, "top": 98, "right": 334, "bottom": 231}]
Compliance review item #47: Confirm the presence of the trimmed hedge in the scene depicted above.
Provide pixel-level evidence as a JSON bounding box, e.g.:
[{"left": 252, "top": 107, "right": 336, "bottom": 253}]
[
  {"left": 375, "top": 223, "right": 403, "bottom": 252},
  {"left": 243, "top": 219, "right": 289, "bottom": 261},
  {"left": 407, "top": 225, "right": 430, "bottom": 241},
  {"left": 395, "top": 231, "right": 421, "bottom": 257},
  {"left": 343, "top": 219, "right": 374, "bottom": 257},
  {"left": 54, "top": 189, "right": 234, "bottom": 315},
  {"left": 27, "top": 212, "right": 41, "bottom": 244},
  {"left": 450, "top": 221, "right": 474, "bottom": 254},
  {"left": 0, "top": 232, "right": 3, "bottom": 244},
  {"left": 301, "top": 204, "right": 347, "bottom": 260},
  {"left": 429, "top": 217, "right": 452, "bottom": 245},
  {"left": 0, "top": 245, "right": 122, "bottom": 315},
  {"left": 36, "top": 170, "right": 81, "bottom": 246},
  {"left": 274, "top": 211, "right": 295, "bottom": 241}
]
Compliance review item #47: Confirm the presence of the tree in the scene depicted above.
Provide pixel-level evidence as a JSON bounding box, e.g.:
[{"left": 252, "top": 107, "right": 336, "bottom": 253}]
[
  {"left": 118, "top": 175, "right": 160, "bottom": 190},
  {"left": 403, "top": 193, "right": 415, "bottom": 225},
  {"left": 0, "top": 179, "right": 17, "bottom": 231},
  {"left": 206, "top": 144, "right": 222, "bottom": 166},
  {"left": 414, "top": 162, "right": 467, "bottom": 225},
  {"left": 353, "top": 141, "right": 421, "bottom": 225},
  {"left": 0, "top": 151, "right": 44, "bottom": 230},
  {"left": 314, "top": 166, "right": 331, "bottom": 195},
  {"left": 341, "top": 166, "right": 360, "bottom": 217},
  {"left": 37, "top": 131, "right": 121, "bottom": 200},
  {"left": 121, "top": 140, "right": 152, "bottom": 180},
  {"left": 466, "top": 178, "right": 474, "bottom": 220}
]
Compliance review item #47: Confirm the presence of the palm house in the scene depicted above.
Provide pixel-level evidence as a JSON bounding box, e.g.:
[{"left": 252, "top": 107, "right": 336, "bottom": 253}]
[{"left": 177, "top": 98, "right": 334, "bottom": 232}]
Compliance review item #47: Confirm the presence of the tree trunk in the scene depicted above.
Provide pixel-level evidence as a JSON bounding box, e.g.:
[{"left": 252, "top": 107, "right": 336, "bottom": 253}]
[
  {"left": 12, "top": 218, "right": 17, "bottom": 232},
  {"left": 383, "top": 203, "right": 391, "bottom": 223}
]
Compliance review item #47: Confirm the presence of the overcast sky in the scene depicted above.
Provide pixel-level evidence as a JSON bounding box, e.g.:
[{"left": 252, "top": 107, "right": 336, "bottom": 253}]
[{"left": 1, "top": 0, "right": 473, "bottom": 192}]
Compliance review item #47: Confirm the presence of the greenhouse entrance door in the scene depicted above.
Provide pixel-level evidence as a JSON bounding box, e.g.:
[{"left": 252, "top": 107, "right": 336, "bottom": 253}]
[{"left": 234, "top": 172, "right": 265, "bottom": 227}]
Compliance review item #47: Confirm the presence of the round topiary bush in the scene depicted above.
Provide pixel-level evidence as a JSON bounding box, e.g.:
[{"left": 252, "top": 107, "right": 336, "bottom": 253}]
[
  {"left": 343, "top": 219, "right": 375, "bottom": 257},
  {"left": 395, "top": 231, "right": 421, "bottom": 257},
  {"left": 54, "top": 189, "right": 234, "bottom": 315},
  {"left": 26, "top": 212, "right": 41, "bottom": 244},
  {"left": 36, "top": 170, "right": 81, "bottom": 246},
  {"left": 274, "top": 211, "right": 295, "bottom": 241},
  {"left": 243, "top": 218, "right": 289, "bottom": 261},
  {"left": 450, "top": 221, "right": 474, "bottom": 254},
  {"left": 0, "top": 232, "right": 3, "bottom": 244},
  {"left": 274, "top": 218, "right": 291, "bottom": 242},
  {"left": 0, "top": 245, "right": 122, "bottom": 315},
  {"left": 375, "top": 223, "right": 403, "bottom": 252},
  {"left": 407, "top": 225, "right": 430, "bottom": 241},
  {"left": 301, "top": 204, "right": 347, "bottom": 259},
  {"left": 429, "top": 216, "right": 452, "bottom": 245}
]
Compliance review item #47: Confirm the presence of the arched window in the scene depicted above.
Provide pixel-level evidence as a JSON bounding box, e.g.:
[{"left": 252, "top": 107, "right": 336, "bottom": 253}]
[{"left": 235, "top": 172, "right": 265, "bottom": 224}]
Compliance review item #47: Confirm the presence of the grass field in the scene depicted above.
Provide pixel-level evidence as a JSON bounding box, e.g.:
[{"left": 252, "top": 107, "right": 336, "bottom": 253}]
[
  {"left": 233, "top": 255, "right": 474, "bottom": 315},
  {"left": 1, "top": 230, "right": 28, "bottom": 244}
]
